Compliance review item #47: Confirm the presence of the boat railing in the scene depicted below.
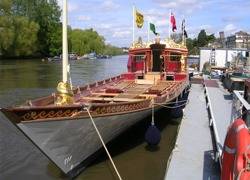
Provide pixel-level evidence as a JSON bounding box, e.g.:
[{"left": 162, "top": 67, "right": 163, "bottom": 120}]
[
  {"left": 231, "top": 90, "right": 250, "bottom": 124},
  {"left": 204, "top": 86, "right": 222, "bottom": 167}
]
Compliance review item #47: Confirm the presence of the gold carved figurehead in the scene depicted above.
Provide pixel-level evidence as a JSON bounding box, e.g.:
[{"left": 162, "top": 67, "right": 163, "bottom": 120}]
[{"left": 55, "top": 82, "right": 74, "bottom": 105}]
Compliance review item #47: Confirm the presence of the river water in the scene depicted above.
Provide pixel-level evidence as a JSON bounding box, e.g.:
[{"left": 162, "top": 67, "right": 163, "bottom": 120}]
[{"left": 0, "top": 55, "right": 180, "bottom": 180}]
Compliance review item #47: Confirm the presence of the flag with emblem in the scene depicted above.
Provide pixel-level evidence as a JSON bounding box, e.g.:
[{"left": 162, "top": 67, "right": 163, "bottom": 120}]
[{"left": 135, "top": 10, "right": 144, "bottom": 28}]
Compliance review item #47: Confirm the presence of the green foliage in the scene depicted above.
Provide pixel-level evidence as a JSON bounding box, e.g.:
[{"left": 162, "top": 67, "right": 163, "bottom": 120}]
[
  {"left": 69, "top": 28, "right": 122, "bottom": 56},
  {"left": 0, "top": 0, "right": 12, "bottom": 15},
  {"left": 103, "top": 44, "right": 123, "bottom": 56},
  {"left": 0, "top": 12, "right": 39, "bottom": 57},
  {"left": 197, "top": 29, "right": 207, "bottom": 47},
  {"left": 48, "top": 23, "right": 62, "bottom": 56},
  {"left": 0, "top": 0, "right": 61, "bottom": 57},
  {"left": 13, "top": 16, "right": 39, "bottom": 56},
  {"left": 186, "top": 29, "right": 216, "bottom": 55},
  {"left": 0, "top": 0, "right": 122, "bottom": 58},
  {"left": 186, "top": 38, "right": 199, "bottom": 55},
  {"left": 207, "top": 34, "right": 216, "bottom": 43},
  {"left": 202, "top": 61, "right": 211, "bottom": 74}
]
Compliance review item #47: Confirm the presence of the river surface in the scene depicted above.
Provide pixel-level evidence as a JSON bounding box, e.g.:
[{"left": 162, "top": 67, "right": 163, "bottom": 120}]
[{"left": 0, "top": 55, "right": 180, "bottom": 180}]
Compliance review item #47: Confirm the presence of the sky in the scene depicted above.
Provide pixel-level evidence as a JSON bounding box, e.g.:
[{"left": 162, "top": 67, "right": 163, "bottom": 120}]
[{"left": 58, "top": 0, "right": 250, "bottom": 47}]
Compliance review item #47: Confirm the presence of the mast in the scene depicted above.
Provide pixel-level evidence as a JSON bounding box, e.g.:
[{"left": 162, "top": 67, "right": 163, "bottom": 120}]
[
  {"left": 169, "top": 10, "right": 171, "bottom": 39},
  {"left": 132, "top": 5, "right": 135, "bottom": 45},
  {"left": 147, "top": 21, "right": 150, "bottom": 42},
  {"left": 62, "top": 0, "right": 68, "bottom": 83},
  {"left": 55, "top": 0, "right": 73, "bottom": 105}
]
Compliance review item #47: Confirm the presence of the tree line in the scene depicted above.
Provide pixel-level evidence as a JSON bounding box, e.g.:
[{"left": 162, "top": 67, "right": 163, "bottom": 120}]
[
  {"left": 69, "top": 28, "right": 123, "bottom": 56},
  {"left": 186, "top": 29, "right": 216, "bottom": 55},
  {"left": 0, "top": 0, "right": 122, "bottom": 58}
]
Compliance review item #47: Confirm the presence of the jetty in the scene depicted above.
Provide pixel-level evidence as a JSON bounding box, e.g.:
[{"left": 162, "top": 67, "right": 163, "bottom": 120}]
[{"left": 165, "top": 78, "right": 233, "bottom": 179}]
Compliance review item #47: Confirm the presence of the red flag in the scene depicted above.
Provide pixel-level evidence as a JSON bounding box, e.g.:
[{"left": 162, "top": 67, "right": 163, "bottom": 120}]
[{"left": 170, "top": 13, "right": 177, "bottom": 32}]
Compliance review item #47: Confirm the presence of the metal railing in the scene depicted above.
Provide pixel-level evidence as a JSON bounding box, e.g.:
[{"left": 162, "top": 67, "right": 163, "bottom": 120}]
[
  {"left": 231, "top": 90, "right": 250, "bottom": 123},
  {"left": 204, "top": 86, "right": 222, "bottom": 167},
  {"left": 204, "top": 87, "right": 250, "bottom": 169}
]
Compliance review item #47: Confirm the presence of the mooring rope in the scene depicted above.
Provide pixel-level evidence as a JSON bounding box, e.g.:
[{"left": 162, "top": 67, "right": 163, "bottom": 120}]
[
  {"left": 151, "top": 99, "right": 155, "bottom": 125},
  {"left": 153, "top": 99, "right": 189, "bottom": 109},
  {"left": 85, "top": 107, "right": 123, "bottom": 180}
]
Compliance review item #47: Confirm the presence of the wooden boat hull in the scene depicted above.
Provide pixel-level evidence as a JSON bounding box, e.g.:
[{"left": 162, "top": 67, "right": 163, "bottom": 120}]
[
  {"left": 1, "top": 74, "right": 188, "bottom": 177},
  {"left": 4, "top": 107, "right": 158, "bottom": 176}
]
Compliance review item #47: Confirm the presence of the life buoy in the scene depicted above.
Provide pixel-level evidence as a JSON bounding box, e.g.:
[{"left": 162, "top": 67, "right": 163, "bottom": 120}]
[
  {"left": 237, "top": 170, "right": 250, "bottom": 180},
  {"left": 221, "top": 119, "right": 244, "bottom": 180},
  {"left": 234, "top": 120, "right": 250, "bottom": 180},
  {"left": 221, "top": 118, "right": 250, "bottom": 180}
]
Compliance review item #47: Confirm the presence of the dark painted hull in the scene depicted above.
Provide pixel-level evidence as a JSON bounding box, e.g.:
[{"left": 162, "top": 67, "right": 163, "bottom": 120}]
[{"left": 16, "top": 107, "right": 156, "bottom": 176}]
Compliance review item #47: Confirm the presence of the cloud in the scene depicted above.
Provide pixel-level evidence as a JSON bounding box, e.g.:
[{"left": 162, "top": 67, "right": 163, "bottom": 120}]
[
  {"left": 222, "top": 16, "right": 242, "bottom": 23},
  {"left": 57, "top": 0, "right": 250, "bottom": 47},
  {"left": 185, "top": 24, "right": 215, "bottom": 38},
  {"left": 68, "top": 3, "right": 79, "bottom": 12},
  {"left": 57, "top": 0, "right": 80, "bottom": 12},
  {"left": 98, "top": 23, "right": 113, "bottom": 29},
  {"left": 113, "top": 30, "right": 131, "bottom": 38},
  {"left": 78, "top": 15, "right": 91, "bottom": 21},
  {"left": 152, "top": 0, "right": 204, "bottom": 14},
  {"left": 101, "top": 0, "right": 120, "bottom": 11},
  {"left": 224, "top": 24, "right": 237, "bottom": 35}
]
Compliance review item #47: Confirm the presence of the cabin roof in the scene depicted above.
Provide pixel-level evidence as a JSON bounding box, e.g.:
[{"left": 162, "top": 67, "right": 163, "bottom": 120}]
[{"left": 129, "top": 38, "right": 187, "bottom": 51}]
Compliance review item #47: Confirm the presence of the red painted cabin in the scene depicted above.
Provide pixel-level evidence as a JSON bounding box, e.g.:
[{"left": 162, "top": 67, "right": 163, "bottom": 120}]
[{"left": 125, "top": 43, "right": 188, "bottom": 82}]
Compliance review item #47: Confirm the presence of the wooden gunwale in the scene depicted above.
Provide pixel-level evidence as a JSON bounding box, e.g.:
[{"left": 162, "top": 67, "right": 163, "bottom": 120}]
[
  {"left": 2, "top": 81, "right": 187, "bottom": 124},
  {"left": 17, "top": 85, "right": 184, "bottom": 123},
  {"left": 7, "top": 80, "right": 186, "bottom": 112}
]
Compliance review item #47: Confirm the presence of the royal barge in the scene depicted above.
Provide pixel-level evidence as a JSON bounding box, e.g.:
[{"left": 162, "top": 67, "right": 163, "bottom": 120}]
[{"left": 0, "top": 1, "right": 189, "bottom": 177}]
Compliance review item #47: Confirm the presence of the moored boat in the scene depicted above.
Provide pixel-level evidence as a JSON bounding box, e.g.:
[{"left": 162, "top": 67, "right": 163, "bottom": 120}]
[
  {"left": 0, "top": 38, "right": 189, "bottom": 177},
  {"left": 0, "top": 1, "right": 189, "bottom": 178}
]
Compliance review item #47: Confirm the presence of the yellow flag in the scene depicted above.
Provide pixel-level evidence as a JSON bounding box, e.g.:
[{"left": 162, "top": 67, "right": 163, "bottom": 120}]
[{"left": 135, "top": 10, "right": 144, "bottom": 28}]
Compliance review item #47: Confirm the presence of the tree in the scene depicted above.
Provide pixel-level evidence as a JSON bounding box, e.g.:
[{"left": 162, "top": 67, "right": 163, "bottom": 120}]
[
  {"left": 207, "top": 34, "right": 216, "bottom": 43},
  {"left": 31, "top": 0, "right": 61, "bottom": 56},
  {"left": 0, "top": 16, "right": 39, "bottom": 57},
  {"left": 70, "top": 29, "right": 105, "bottom": 55},
  {"left": 186, "top": 30, "right": 217, "bottom": 55},
  {"left": 0, "top": 0, "right": 39, "bottom": 57},
  {"left": 171, "top": 33, "right": 183, "bottom": 43},
  {"left": 197, "top": 29, "right": 207, "bottom": 47},
  {"left": 0, "top": 0, "right": 61, "bottom": 57},
  {"left": 0, "top": 0, "right": 122, "bottom": 58},
  {"left": 103, "top": 44, "right": 123, "bottom": 56},
  {"left": 48, "top": 23, "right": 62, "bottom": 56},
  {"left": 0, "top": 0, "right": 12, "bottom": 15},
  {"left": 12, "top": 16, "right": 39, "bottom": 56}
]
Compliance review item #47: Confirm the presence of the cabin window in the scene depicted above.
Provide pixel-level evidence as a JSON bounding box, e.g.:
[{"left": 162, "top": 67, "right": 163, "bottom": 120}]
[
  {"left": 134, "top": 54, "right": 145, "bottom": 62},
  {"left": 170, "top": 53, "right": 181, "bottom": 61}
]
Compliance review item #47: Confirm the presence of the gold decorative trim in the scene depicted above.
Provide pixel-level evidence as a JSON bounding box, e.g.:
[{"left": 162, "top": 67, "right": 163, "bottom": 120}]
[
  {"left": 22, "top": 109, "right": 79, "bottom": 120},
  {"left": 55, "top": 82, "right": 74, "bottom": 105},
  {"left": 130, "top": 38, "right": 187, "bottom": 49}
]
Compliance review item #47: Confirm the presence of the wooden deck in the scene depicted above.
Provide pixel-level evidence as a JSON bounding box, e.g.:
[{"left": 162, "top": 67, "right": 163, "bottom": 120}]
[{"left": 82, "top": 80, "right": 183, "bottom": 103}]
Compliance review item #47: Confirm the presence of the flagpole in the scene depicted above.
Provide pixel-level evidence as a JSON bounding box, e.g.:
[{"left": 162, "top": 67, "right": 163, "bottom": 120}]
[
  {"left": 184, "top": 19, "right": 187, "bottom": 45},
  {"left": 147, "top": 21, "right": 150, "bottom": 42},
  {"left": 169, "top": 9, "right": 171, "bottom": 39},
  {"left": 62, "top": 0, "right": 68, "bottom": 83},
  {"left": 182, "top": 20, "right": 184, "bottom": 43},
  {"left": 132, "top": 5, "right": 135, "bottom": 44}
]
